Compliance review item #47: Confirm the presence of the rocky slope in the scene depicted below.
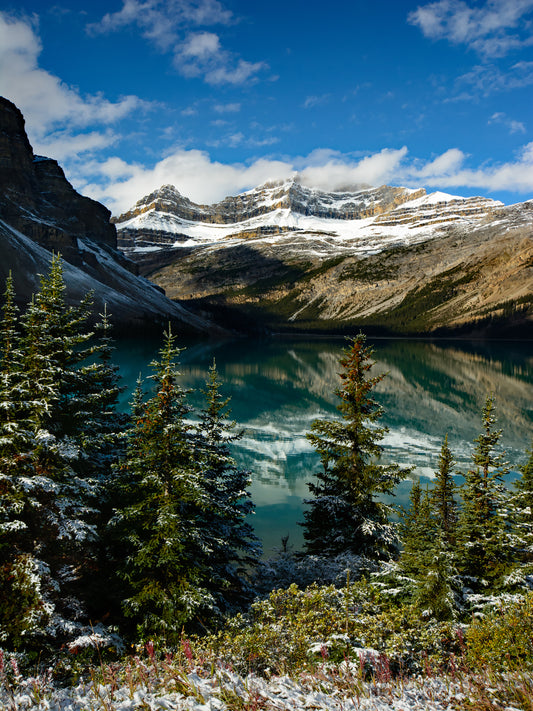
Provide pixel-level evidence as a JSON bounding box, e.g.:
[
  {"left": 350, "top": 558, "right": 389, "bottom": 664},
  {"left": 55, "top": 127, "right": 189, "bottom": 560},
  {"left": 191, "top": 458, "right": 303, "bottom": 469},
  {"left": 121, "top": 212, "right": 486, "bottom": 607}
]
[
  {"left": 115, "top": 182, "right": 533, "bottom": 337},
  {"left": 0, "top": 97, "right": 216, "bottom": 335}
]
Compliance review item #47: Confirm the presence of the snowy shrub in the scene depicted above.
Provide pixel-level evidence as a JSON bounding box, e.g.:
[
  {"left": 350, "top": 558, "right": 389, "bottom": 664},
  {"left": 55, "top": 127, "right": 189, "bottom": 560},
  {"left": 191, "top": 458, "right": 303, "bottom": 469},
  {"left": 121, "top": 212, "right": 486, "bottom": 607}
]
[
  {"left": 198, "top": 579, "right": 461, "bottom": 677},
  {"left": 466, "top": 592, "right": 533, "bottom": 672},
  {"left": 253, "top": 550, "right": 378, "bottom": 593}
]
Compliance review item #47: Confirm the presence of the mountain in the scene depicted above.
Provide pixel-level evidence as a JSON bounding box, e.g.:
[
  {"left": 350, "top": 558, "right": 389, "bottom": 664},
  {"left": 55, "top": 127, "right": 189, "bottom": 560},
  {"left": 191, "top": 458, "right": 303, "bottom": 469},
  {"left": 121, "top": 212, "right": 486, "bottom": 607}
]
[
  {"left": 115, "top": 181, "right": 533, "bottom": 337},
  {"left": 0, "top": 97, "right": 216, "bottom": 335}
]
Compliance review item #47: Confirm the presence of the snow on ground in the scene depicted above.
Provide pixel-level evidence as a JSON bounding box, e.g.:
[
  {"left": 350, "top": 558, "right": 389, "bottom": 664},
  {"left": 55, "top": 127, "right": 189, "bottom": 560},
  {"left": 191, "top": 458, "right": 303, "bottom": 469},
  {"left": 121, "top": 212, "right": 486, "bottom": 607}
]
[{"left": 1, "top": 665, "right": 474, "bottom": 710}]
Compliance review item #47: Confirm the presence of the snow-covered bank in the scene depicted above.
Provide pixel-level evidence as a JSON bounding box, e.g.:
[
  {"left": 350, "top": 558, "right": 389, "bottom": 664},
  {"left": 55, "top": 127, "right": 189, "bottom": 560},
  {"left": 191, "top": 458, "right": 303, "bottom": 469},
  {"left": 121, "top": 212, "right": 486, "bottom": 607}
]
[{"left": 0, "top": 664, "right": 487, "bottom": 710}]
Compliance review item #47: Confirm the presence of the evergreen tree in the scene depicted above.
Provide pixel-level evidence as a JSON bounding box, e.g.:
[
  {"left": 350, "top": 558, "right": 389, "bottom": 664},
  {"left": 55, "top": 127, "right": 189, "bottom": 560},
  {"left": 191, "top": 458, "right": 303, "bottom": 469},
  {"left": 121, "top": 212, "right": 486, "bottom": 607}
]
[
  {"left": 456, "top": 395, "right": 510, "bottom": 587},
  {"left": 431, "top": 434, "right": 458, "bottom": 544},
  {"left": 513, "top": 442, "right": 533, "bottom": 557},
  {"left": 411, "top": 530, "right": 459, "bottom": 621},
  {"left": 111, "top": 329, "right": 213, "bottom": 642},
  {"left": 193, "top": 360, "right": 261, "bottom": 614},
  {"left": 302, "top": 334, "right": 409, "bottom": 559},
  {"left": 399, "top": 481, "right": 435, "bottom": 577},
  {"left": 399, "top": 468, "right": 459, "bottom": 621},
  {"left": 0, "top": 274, "right": 48, "bottom": 646},
  {"left": 0, "top": 259, "right": 121, "bottom": 652},
  {"left": 505, "top": 442, "right": 533, "bottom": 587},
  {"left": 77, "top": 305, "right": 125, "bottom": 479}
]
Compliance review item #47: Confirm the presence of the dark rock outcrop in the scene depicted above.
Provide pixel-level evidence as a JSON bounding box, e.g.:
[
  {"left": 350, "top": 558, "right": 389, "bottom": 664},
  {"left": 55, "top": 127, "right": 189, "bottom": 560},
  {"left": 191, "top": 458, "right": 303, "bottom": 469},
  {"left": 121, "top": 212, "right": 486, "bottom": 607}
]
[
  {"left": 0, "top": 97, "right": 218, "bottom": 335},
  {"left": 0, "top": 97, "right": 116, "bottom": 262}
]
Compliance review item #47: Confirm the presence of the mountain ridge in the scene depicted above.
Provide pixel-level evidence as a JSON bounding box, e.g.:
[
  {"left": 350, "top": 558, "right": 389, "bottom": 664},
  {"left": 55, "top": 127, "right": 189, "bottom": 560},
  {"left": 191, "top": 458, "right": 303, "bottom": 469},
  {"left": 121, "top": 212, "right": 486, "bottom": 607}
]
[{"left": 115, "top": 181, "right": 533, "bottom": 337}]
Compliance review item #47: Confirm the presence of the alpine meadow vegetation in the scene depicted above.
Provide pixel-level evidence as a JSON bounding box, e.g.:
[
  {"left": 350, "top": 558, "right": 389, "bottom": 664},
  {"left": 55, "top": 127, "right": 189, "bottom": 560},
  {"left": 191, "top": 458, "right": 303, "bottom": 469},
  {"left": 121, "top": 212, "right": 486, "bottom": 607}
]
[{"left": 1, "top": 257, "right": 532, "bottom": 711}]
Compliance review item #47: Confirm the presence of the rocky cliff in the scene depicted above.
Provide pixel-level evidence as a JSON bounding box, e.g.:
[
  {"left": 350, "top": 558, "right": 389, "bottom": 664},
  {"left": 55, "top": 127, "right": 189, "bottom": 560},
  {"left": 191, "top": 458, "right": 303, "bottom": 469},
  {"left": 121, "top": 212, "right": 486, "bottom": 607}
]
[
  {"left": 115, "top": 180, "right": 533, "bottom": 337},
  {"left": 0, "top": 97, "right": 216, "bottom": 335}
]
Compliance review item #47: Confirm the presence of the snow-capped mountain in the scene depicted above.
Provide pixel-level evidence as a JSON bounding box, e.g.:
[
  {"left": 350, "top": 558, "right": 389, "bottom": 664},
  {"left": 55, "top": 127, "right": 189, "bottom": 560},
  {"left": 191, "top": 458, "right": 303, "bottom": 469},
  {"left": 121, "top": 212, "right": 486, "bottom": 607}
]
[
  {"left": 115, "top": 181, "right": 533, "bottom": 337},
  {"left": 115, "top": 180, "right": 503, "bottom": 263}
]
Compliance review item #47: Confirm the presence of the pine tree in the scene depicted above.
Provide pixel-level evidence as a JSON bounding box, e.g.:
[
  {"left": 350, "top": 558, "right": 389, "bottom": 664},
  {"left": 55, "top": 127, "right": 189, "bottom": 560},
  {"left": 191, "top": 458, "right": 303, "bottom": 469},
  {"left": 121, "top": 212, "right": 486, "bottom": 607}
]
[
  {"left": 192, "top": 360, "right": 261, "bottom": 614},
  {"left": 431, "top": 434, "right": 458, "bottom": 544},
  {"left": 111, "top": 329, "right": 213, "bottom": 642},
  {"left": 412, "top": 531, "right": 459, "bottom": 621},
  {"left": 505, "top": 442, "right": 533, "bottom": 587},
  {"left": 399, "top": 481, "right": 435, "bottom": 577},
  {"left": 0, "top": 274, "right": 48, "bottom": 646},
  {"left": 456, "top": 395, "right": 510, "bottom": 587},
  {"left": 302, "top": 334, "right": 409, "bottom": 560},
  {"left": 77, "top": 305, "right": 125, "bottom": 478},
  {"left": 399, "top": 469, "right": 459, "bottom": 621},
  {"left": 0, "top": 259, "right": 120, "bottom": 652}
]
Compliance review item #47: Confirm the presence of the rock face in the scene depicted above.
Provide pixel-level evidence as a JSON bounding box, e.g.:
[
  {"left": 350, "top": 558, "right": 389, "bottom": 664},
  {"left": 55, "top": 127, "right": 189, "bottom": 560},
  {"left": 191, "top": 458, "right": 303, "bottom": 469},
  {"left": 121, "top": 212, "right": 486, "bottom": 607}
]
[
  {"left": 116, "top": 181, "right": 533, "bottom": 337},
  {"left": 0, "top": 97, "right": 116, "bottom": 261},
  {"left": 0, "top": 97, "right": 216, "bottom": 335},
  {"left": 115, "top": 181, "right": 431, "bottom": 225}
]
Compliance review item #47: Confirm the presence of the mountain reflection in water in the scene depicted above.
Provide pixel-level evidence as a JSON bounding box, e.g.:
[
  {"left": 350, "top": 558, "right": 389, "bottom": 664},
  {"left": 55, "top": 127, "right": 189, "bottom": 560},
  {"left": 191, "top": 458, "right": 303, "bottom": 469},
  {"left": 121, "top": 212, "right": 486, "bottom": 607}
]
[{"left": 114, "top": 336, "right": 533, "bottom": 555}]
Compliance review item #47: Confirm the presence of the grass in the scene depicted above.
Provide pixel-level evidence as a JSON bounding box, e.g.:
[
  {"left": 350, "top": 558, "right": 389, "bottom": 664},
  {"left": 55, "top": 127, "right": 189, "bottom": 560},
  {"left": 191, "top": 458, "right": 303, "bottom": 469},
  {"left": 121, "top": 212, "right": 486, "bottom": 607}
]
[{"left": 4, "top": 585, "right": 533, "bottom": 709}]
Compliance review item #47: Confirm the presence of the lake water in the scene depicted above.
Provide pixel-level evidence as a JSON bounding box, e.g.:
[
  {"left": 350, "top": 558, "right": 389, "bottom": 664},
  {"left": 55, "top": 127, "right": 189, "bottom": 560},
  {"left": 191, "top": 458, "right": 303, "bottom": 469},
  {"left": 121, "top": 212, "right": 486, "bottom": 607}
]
[{"left": 113, "top": 336, "right": 533, "bottom": 556}]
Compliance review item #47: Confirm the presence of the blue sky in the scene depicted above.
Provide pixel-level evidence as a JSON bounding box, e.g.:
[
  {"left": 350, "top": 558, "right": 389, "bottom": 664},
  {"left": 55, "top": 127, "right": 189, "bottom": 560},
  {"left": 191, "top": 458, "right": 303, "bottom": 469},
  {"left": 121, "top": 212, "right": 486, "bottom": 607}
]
[{"left": 0, "top": 0, "right": 532, "bottom": 214}]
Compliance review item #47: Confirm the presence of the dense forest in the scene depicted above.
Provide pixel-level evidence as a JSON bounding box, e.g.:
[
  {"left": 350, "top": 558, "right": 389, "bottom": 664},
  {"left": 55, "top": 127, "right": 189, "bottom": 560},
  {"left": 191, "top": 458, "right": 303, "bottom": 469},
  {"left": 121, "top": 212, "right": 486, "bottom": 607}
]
[{"left": 1, "top": 257, "right": 532, "bottom": 707}]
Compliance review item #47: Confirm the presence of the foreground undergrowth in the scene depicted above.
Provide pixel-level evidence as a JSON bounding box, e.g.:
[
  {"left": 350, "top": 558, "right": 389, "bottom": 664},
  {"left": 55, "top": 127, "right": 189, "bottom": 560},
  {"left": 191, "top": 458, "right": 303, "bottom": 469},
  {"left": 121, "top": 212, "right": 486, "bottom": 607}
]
[{"left": 2, "top": 583, "right": 533, "bottom": 710}]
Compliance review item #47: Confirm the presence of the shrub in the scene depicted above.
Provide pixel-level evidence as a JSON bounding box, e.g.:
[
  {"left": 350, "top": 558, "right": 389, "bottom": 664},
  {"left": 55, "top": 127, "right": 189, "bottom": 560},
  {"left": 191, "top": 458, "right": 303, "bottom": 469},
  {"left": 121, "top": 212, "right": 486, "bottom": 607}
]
[
  {"left": 197, "top": 580, "right": 461, "bottom": 677},
  {"left": 466, "top": 593, "right": 533, "bottom": 672}
]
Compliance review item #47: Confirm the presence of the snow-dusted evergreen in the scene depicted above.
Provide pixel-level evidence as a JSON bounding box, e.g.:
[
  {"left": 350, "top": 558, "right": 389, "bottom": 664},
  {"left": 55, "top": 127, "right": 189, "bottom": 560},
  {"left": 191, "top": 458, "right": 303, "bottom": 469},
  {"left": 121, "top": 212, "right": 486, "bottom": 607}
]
[
  {"left": 302, "top": 333, "right": 409, "bottom": 559},
  {"left": 505, "top": 442, "right": 533, "bottom": 588},
  {"left": 0, "top": 258, "right": 123, "bottom": 653},
  {"left": 456, "top": 395, "right": 511, "bottom": 588},
  {"left": 109, "top": 329, "right": 214, "bottom": 641},
  {"left": 192, "top": 361, "right": 261, "bottom": 614}
]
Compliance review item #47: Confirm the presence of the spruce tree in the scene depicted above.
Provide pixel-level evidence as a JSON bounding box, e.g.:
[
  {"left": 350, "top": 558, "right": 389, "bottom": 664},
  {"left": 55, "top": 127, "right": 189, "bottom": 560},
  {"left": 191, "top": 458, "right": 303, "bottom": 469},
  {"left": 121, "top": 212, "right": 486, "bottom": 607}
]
[
  {"left": 111, "top": 329, "right": 213, "bottom": 642},
  {"left": 431, "top": 434, "right": 458, "bottom": 544},
  {"left": 192, "top": 360, "right": 261, "bottom": 614},
  {"left": 505, "top": 442, "right": 533, "bottom": 587},
  {"left": 0, "top": 259, "right": 120, "bottom": 652},
  {"left": 302, "top": 334, "right": 409, "bottom": 560},
  {"left": 456, "top": 395, "right": 510, "bottom": 587},
  {"left": 399, "top": 481, "right": 435, "bottom": 577},
  {"left": 399, "top": 455, "right": 460, "bottom": 621},
  {"left": 0, "top": 274, "right": 48, "bottom": 646}
]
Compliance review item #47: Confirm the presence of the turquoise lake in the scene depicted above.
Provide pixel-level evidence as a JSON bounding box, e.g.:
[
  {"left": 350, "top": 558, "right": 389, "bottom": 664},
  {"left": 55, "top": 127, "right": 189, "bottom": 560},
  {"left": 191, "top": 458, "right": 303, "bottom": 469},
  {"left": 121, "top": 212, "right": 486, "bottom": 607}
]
[{"left": 113, "top": 336, "right": 533, "bottom": 556}]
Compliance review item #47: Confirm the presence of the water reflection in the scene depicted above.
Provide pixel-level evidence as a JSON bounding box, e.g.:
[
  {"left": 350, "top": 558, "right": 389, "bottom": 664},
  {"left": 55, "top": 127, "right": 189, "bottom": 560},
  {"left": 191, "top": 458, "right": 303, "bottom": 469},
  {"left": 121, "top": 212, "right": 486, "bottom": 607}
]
[{"left": 114, "top": 336, "right": 533, "bottom": 554}]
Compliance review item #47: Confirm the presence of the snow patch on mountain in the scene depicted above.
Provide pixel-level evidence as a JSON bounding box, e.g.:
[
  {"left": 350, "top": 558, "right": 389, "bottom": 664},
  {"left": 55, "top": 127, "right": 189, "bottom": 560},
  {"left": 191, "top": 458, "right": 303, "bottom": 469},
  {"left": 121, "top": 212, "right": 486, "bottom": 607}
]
[{"left": 116, "top": 180, "right": 504, "bottom": 259}]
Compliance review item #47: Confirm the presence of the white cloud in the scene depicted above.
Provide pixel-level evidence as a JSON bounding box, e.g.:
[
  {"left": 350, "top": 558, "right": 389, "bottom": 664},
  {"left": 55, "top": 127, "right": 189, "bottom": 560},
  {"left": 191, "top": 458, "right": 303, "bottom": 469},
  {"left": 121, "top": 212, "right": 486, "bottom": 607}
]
[
  {"left": 489, "top": 111, "right": 526, "bottom": 133},
  {"left": 454, "top": 61, "right": 533, "bottom": 97},
  {"left": 89, "top": 0, "right": 266, "bottom": 85},
  {"left": 36, "top": 129, "right": 119, "bottom": 162},
  {"left": 77, "top": 143, "right": 533, "bottom": 216},
  {"left": 88, "top": 0, "right": 233, "bottom": 50},
  {"left": 303, "top": 94, "right": 331, "bottom": 109},
  {"left": 180, "top": 30, "right": 220, "bottom": 59},
  {"left": 299, "top": 148, "right": 409, "bottom": 190},
  {"left": 174, "top": 30, "right": 265, "bottom": 84},
  {"left": 417, "top": 148, "right": 466, "bottom": 176},
  {"left": 78, "top": 147, "right": 410, "bottom": 213},
  {"left": 79, "top": 149, "right": 295, "bottom": 212},
  {"left": 0, "top": 12, "right": 147, "bottom": 156},
  {"left": 408, "top": 0, "right": 533, "bottom": 57},
  {"left": 400, "top": 144, "right": 533, "bottom": 194},
  {"left": 189, "top": 56, "right": 266, "bottom": 86},
  {"left": 213, "top": 102, "right": 241, "bottom": 113}
]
